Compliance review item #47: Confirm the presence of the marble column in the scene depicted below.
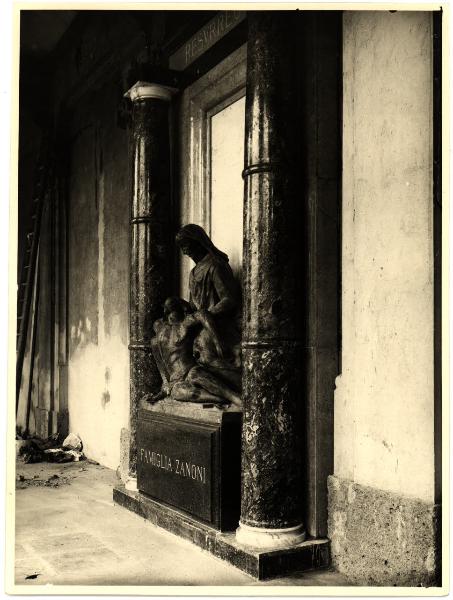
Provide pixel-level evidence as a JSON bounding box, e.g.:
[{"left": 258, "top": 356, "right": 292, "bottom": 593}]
[
  {"left": 125, "top": 82, "right": 175, "bottom": 490},
  {"left": 236, "top": 13, "right": 306, "bottom": 549}
]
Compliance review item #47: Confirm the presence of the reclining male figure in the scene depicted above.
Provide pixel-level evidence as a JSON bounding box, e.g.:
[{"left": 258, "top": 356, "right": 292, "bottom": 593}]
[{"left": 148, "top": 296, "right": 241, "bottom": 408}]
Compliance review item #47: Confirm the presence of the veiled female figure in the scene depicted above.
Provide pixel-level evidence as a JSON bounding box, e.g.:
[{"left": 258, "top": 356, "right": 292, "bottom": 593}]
[{"left": 176, "top": 224, "right": 242, "bottom": 391}]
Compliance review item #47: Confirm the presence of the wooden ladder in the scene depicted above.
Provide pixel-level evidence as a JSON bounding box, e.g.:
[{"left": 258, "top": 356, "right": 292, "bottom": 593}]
[{"left": 16, "top": 137, "right": 52, "bottom": 414}]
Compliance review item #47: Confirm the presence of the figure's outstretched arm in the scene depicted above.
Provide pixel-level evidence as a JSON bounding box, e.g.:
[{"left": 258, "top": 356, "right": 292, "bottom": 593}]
[
  {"left": 184, "top": 311, "right": 224, "bottom": 358},
  {"left": 196, "top": 310, "right": 225, "bottom": 358}
]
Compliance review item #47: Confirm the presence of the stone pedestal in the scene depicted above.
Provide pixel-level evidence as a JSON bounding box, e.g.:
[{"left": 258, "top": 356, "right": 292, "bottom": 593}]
[
  {"left": 113, "top": 484, "right": 330, "bottom": 580},
  {"left": 113, "top": 398, "right": 330, "bottom": 580},
  {"left": 137, "top": 401, "right": 241, "bottom": 531}
]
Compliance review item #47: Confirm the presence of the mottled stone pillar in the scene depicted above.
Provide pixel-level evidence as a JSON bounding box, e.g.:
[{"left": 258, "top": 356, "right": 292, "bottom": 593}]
[
  {"left": 236, "top": 13, "right": 306, "bottom": 549},
  {"left": 125, "top": 82, "right": 175, "bottom": 490}
]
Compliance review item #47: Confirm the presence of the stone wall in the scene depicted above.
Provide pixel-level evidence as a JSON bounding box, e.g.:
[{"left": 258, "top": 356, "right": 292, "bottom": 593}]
[
  {"left": 331, "top": 11, "right": 439, "bottom": 584},
  {"left": 328, "top": 476, "right": 440, "bottom": 586},
  {"left": 22, "top": 12, "right": 146, "bottom": 468},
  {"left": 66, "top": 81, "right": 130, "bottom": 470}
]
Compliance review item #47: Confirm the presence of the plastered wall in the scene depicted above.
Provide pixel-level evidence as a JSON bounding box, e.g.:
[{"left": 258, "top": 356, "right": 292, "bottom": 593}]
[
  {"left": 335, "top": 11, "right": 434, "bottom": 503},
  {"left": 67, "top": 83, "right": 130, "bottom": 470}
]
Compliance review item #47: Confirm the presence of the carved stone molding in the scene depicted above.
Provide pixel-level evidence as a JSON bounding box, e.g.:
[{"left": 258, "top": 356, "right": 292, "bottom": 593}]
[{"left": 124, "top": 81, "right": 177, "bottom": 103}]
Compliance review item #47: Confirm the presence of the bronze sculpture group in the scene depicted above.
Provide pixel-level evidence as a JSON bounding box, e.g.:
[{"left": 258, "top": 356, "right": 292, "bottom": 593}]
[{"left": 148, "top": 224, "right": 242, "bottom": 409}]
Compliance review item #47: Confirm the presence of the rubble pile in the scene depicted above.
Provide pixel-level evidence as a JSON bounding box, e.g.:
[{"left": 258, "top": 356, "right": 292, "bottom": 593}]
[{"left": 16, "top": 432, "right": 85, "bottom": 464}]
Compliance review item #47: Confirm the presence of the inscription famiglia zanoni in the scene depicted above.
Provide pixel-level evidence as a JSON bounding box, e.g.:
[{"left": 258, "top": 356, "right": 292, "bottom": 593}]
[{"left": 139, "top": 448, "right": 207, "bottom": 484}]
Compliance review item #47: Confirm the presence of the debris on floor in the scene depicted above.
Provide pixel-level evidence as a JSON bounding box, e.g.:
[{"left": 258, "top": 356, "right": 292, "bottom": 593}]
[
  {"left": 43, "top": 448, "right": 84, "bottom": 462},
  {"left": 62, "top": 433, "right": 83, "bottom": 452},
  {"left": 16, "top": 473, "right": 70, "bottom": 489},
  {"left": 17, "top": 432, "right": 85, "bottom": 464}
]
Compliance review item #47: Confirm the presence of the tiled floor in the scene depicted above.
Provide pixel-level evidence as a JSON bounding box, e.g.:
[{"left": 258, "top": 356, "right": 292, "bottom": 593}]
[{"left": 14, "top": 460, "right": 349, "bottom": 588}]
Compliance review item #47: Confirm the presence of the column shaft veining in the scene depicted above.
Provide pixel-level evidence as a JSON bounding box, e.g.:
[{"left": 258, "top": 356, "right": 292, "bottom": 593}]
[
  {"left": 237, "top": 12, "right": 306, "bottom": 549},
  {"left": 126, "top": 82, "right": 175, "bottom": 485}
]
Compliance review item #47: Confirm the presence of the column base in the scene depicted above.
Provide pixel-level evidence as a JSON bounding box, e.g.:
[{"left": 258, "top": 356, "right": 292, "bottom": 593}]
[
  {"left": 125, "top": 477, "right": 138, "bottom": 491},
  {"left": 236, "top": 521, "right": 306, "bottom": 549},
  {"left": 113, "top": 484, "right": 330, "bottom": 580}
]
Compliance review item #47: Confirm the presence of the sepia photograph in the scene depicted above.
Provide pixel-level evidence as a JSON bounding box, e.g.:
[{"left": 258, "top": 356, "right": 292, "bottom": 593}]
[{"left": 6, "top": 1, "right": 447, "bottom": 593}]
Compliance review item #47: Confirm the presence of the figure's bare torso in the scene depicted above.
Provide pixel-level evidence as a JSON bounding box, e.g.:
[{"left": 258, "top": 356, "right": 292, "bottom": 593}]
[{"left": 154, "top": 317, "right": 199, "bottom": 383}]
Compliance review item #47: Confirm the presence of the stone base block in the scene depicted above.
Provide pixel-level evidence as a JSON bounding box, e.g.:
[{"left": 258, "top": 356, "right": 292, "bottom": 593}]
[
  {"left": 327, "top": 475, "right": 441, "bottom": 586},
  {"left": 113, "top": 484, "right": 330, "bottom": 580},
  {"left": 119, "top": 427, "right": 131, "bottom": 484},
  {"left": 137, "top": 403, "right": 241, "bottom": 531}
]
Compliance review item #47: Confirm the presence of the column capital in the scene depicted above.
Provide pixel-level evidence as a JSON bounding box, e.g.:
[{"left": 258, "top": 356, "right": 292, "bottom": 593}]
[{"left": 124, "top": 81, "right": 178, "bottom": 103}]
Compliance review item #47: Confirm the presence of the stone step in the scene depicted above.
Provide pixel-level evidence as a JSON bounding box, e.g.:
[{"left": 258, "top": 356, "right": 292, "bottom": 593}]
[{"left": 113, "top": 485, "right": 330, "bottom": 580}]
